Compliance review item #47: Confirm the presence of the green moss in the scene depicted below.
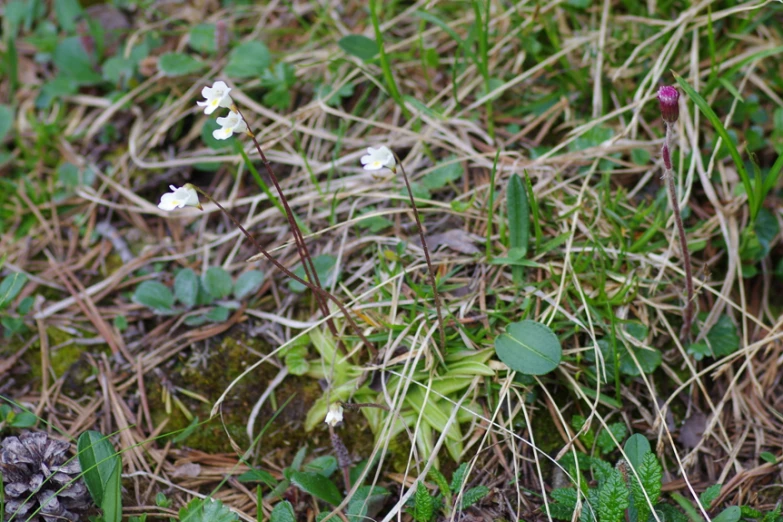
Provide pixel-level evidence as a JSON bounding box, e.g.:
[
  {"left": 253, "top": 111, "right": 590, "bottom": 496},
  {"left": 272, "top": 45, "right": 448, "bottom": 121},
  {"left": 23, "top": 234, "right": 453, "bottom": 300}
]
[{"left": 147, "top": 332, "right": 378, "bottom": 460}]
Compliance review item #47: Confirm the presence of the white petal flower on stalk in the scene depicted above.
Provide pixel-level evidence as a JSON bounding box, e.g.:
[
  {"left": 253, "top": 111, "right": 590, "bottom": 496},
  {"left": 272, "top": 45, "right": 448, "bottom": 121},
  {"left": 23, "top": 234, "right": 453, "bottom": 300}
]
[
  {"left": 324, "top": 403, "right": 343, "bottom": 427},
  {"left": 213, "top": 111, "right": 248, "bottom": 140},
  {"left": 158, "top": 184, "right": 202, "bottom": 211},
  {"left": 360, "top": 146, "right": 396, "bottom": 172},
  {"left": 197, "top": 81, "right": 234, "bottom": 115}
]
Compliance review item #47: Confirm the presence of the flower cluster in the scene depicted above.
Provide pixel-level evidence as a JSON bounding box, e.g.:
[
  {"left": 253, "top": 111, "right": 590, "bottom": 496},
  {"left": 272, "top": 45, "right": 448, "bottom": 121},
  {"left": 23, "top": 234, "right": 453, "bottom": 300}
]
[{"left": 198, "top": 81, "right": 248, "bottom": 140}]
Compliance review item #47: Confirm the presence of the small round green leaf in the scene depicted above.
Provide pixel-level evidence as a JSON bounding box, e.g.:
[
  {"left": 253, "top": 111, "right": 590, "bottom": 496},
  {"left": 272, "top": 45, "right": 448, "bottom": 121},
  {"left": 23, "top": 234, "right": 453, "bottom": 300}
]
[
  {"left": 203, "top": 267, "right": 233, "bottom": 299},
  {"left": 224, "top": 41, "right": 270, "bottom": 78},
  {"left": 158, "top": 52, "right": 205, "bottom": 77},
  {"left": 174, "top": 269, "right": 199, "bottom": 308},
  {"left": 233, "top": 270, "right": 264, "bottom": 300},
  {"left": 133, "top": 281, "right": 174, "bottom": 312},
  {"left": 494, "top": 320, "right": 561, "bottom": 375},
  {"left": 338, "top": 35, "right": 379, "bottom": 61},
  {"left": 188, "top": 23, "right": 216, "bottom": 54}
]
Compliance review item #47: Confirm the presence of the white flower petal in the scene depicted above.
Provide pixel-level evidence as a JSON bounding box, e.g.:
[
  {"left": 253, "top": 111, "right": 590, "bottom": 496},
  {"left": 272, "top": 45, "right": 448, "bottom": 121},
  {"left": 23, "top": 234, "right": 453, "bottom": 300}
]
[
  {"left": 159, "top": 185, "right": 200, "bottom": 211},
  {"left": 360, "top": 145, "right": 396, "bottom": 171},
  {"left": 324, "top": 404, "right": 343, "bottom": 427}
]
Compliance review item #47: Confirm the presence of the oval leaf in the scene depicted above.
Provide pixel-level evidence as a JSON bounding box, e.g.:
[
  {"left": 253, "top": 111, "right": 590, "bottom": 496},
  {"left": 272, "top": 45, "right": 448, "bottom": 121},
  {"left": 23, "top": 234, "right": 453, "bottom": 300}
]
[
  {"left": 494, "top": 320, "right": 562, "bottom": 375},
  {"left": 203, "top": 267, "right": 233, "bottom": 299},
  {"left": 290, "top": 471, "right": 342, "bottom": 505},
  {"left": 77, "top": 430, "right": 121, "bottom": 515},
  {"left": 158, "top": 52, "right": 205, "bottom": 77},
  {"left": 133, "top": 281, "right": 174, "bottom": 312},
  {"left": 174, "top": 269, "right": 199, "bottom": 308},
  {"left": 269, "top": 501, "right": 295, "bottom": 522},
  {"left": 233, "top": 270, "right": 264, "bottom": 300},
  {"left": 623, "top": 433, "right": 651, "bottom": 472},
  {"left": 338, "top": 34, "right": 379, "bottom": 61},
  {"left": 224, "top": 41, "right": 271, "bottom": 78}
]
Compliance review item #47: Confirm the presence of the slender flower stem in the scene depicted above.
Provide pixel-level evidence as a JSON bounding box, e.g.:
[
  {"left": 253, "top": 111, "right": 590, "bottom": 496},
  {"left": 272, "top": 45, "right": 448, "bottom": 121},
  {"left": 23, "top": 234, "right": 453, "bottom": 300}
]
[
  {"left": 196, "top": 188, "right": 376, "bottom": 357},
  {"left": 394, "top": 157, "right": 447, "bottom": 354},
  {"left": 662, "top": 124, "right": 694, "bottom": 340},
  {"left": 232, "top": 106, "right": 337, "bottom": 339}
]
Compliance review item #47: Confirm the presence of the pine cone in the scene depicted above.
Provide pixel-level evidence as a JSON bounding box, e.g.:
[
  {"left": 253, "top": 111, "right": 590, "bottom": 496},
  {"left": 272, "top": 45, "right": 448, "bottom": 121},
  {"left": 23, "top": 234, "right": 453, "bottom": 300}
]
[{"left": 0, "top": 432, "right": 91, "bottom": 522}]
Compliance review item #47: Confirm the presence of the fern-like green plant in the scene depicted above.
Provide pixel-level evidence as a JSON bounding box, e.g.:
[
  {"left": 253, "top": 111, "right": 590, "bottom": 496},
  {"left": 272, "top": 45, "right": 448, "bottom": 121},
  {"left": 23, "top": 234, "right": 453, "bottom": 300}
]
[{"left": 598, "top": 470, "right": 629, "bottom": 522}]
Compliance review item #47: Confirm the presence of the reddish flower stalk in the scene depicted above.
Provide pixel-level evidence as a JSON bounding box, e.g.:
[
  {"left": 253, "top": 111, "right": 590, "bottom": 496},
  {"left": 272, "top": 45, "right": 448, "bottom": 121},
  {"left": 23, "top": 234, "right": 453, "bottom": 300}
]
[{"left": 657, "top": 85, "right": 694, "bottom": 340}]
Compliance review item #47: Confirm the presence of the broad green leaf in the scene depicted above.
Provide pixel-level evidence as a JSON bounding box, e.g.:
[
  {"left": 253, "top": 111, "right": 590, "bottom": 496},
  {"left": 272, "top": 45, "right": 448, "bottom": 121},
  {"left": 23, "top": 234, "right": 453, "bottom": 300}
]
[
  {"left": 189, "top": 23, "right": 216, "bottom": 54},
  {"left": 598, "top": 469, "right": 629, "bottom": 522},
  {"left": 494, "top": 320, "right": 562, "bottom": 375},
  {"left": 0, "top": 273, "right": 27, "bottom": 309},
  {"left": 346, "top": 486, "right": 389, "bottom": 521},
  {"left": 174, "top": 269, "right": 199, "bottom": 308},
  {"left": 179, "top": 498, "right": 238, "bottom": 522},
  {"left": 158, "top": 53, "right": 205, "bottom": 77},
  {"left": 304, "top": 456, "right": 337, "bottom": 477},
  {"left": 53, "top": 37, "right": 102, "bottom": 85},
  {"left": 77, "top": 431, "right": 121, "bottom": 512},
  {"left": 507, "top": 173, "right": 529, "bottom": 283},
  {"left": 421, "top": 157, "right": 462, "bottom": 190},
  {"left": 290, "top": 471, "right": 342, "bottom": 505},
  {"left": 269, "top": 501, "right": 295, "bottom": 522},
  {"left": 713, "top": 506, "right": 741, "bottom": 522},
  {"left": 0, "top": 105, "right": 13, "bottom": 143},
  {"left": 101, "top": 455, "right": 122, "bottom": 522},
  {"left": 203, "top": 266, "right": 233, "bottom": 299},
  {"left": 338, "top": 34, "right": 379, "bottom": 61},
  {"left": 132, "top": 281, "right": 174, "bottom": 312},
  {"left": 623, "top": 434, "right": 651, "bottom": 472},
  {"left": 233, "top": 270, "right": 264, "bottom": 300},
  {"left": 205, "top": 305, "right": 230, "bottom": 322},
  {"left": 9, "top": 411, "right": 37, "bottom": 428},
  {"left": 225, "top": 41, "right": 271, "bottom": 78},
  {"left": 54, "top": 0, "right": 82, "bottom": 33},
  {"left": 688, "top": 314, "right": 739, "bottom": 360}
]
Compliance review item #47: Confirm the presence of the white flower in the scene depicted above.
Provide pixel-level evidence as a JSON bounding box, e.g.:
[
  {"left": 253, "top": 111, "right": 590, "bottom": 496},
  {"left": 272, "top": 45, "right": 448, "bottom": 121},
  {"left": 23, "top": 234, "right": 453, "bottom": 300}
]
[
  {"left": 213, "top": 111, "right": 248, "bottom": 140},
  {"left": 158, "top": 184, "right": 202, "bottom": 211},
  {"left": 197, "top": 81, "right": 234, "bottom": 115},
  {"left": 324, "top": 403, "right": 343, "bottom": 427},
  {"left": 360, "top": 146, "right": 396, "bottom": 172}
]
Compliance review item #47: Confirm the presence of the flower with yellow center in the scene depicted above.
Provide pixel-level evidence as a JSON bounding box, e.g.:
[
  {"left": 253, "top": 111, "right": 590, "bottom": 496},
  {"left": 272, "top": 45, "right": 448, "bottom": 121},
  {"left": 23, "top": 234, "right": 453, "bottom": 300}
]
[{"left": 197, "top": 81, "right": 234, "bottom": 115}]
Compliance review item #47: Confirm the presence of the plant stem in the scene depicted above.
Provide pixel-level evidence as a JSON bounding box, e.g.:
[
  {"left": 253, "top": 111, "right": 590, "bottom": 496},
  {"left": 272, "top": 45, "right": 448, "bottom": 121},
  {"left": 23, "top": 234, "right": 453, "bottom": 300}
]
[
  {"left": 196, "top": 188, "right": 376, "bottom": 357},
  {"left": 662, "top": 124, "right": 694, "bottom": 341},
  {"left": 233, "top": 107, "right": 337, "bottom": 340},
  {"left": 394, "top": 157, "right": 447, "bottom": 354}
]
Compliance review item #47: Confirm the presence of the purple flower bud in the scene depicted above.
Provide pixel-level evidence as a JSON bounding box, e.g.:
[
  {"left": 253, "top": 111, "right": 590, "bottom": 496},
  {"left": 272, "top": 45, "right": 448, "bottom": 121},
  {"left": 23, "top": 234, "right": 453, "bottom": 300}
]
[{"left": 657, "top": 85, "right": 680, "bottom": 123}]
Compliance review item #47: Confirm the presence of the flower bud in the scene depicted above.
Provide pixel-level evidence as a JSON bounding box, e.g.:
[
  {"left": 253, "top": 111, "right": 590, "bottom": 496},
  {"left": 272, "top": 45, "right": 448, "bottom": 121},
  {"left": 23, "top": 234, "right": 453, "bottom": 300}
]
[{"left": 657, "top": 85, "right": 680, "bottom": 124}]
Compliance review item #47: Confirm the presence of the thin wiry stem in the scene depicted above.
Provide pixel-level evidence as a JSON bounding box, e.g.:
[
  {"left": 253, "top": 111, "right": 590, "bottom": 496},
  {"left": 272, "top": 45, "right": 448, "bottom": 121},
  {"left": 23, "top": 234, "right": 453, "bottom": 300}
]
[
  {"left": 662, "top": 124, "right": 694, "bottom": 341},
  {"left": 195, "top": 187, "right": 377, "bottom": 357},
  {"left": 393, "top": 156, "right": 447, "bottom": 355},
  {"left": 232, "top": 106, "right": 338, "bottom": 341}
]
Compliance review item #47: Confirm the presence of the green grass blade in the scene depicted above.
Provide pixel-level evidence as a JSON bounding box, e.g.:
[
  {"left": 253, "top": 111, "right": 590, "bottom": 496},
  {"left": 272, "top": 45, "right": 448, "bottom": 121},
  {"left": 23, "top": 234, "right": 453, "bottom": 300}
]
[
  {"left": 673, "top": 73, "right": 755, "bottom": 218},
  {"left": 369, "top": 0, "right": 406, "bottom": 115},
  {"left": 414, "top": 9, "right": 479, "bottom": 67},
  {"left": 507, "top": 173, "right": 529, "bottom": 284}
]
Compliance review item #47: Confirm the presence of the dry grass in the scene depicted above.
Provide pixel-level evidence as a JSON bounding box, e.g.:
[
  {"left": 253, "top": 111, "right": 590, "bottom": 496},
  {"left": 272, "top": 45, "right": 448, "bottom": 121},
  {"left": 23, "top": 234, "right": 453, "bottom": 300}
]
[{"left": 2, "top": 0, "right": 783, "bottom": 520}]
